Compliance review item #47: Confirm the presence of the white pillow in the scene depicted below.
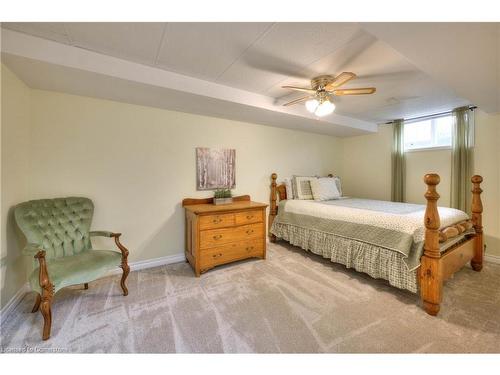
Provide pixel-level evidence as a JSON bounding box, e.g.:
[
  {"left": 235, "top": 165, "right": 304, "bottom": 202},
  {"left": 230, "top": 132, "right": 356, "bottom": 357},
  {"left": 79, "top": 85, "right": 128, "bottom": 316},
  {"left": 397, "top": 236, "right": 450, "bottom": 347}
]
[
  {"left": 310, "top": 177, "right": 341, "bottom": 201},
  {"left": 332, "top": 176, "right": 343, "bottom": 196},
  {"left": 292, "top": 176, "right": 317, "bottom": 200},
  {"left": 283, "top": 177, "right": 294, "bottom": 200}
]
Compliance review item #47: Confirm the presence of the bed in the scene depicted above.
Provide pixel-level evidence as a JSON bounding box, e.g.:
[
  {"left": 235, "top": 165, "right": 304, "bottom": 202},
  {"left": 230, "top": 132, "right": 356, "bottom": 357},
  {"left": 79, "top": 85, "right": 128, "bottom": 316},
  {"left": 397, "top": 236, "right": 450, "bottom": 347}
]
[{"left": 268, "top": 173, "right": 484, "bottom": 316}]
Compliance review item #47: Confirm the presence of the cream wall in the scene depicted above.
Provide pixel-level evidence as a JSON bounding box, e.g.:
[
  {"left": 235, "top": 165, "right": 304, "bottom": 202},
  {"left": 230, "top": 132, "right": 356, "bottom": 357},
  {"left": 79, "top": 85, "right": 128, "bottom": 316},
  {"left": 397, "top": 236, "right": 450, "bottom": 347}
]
[
  {"left": 474, "top": 111, "right": 500, "bottom": 258},
  {"left": 26, "top": 89, "right": 342, "bottom": 267},
  {"left": 342, "top": 110, "right": 500, "bottom": 257},
  {"left": 1, "top": 65, "right": 32, "bottom": 309},
  {"left": 341, "top": 124, "right": 392, "bottom": 201},
  {"left": 405, "top": 149, "right": 452, "bottom": 206}
]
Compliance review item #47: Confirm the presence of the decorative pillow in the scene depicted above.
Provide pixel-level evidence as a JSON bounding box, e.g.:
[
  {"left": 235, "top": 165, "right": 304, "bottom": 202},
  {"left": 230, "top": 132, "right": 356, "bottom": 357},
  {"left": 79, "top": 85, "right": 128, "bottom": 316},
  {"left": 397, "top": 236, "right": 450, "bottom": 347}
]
[
  {"left": 283, "top": 177, "right": 294, "bottom": 200},
  {"left": 292, "top": 176, "right": 317, "bottom": 200},
  {"left": 332, "top": 176, "right": 343, "bottom": 196},
  {"left": 310, "top": 177, "right": 341, "bottom": 201}
]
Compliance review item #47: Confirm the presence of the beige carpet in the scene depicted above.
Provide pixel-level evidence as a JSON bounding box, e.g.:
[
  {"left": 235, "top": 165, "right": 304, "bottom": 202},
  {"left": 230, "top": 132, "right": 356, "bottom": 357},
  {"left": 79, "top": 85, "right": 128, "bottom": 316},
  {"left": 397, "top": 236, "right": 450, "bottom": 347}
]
[{"left": 1, "top": 242, "right": 499, "bottom": 353}]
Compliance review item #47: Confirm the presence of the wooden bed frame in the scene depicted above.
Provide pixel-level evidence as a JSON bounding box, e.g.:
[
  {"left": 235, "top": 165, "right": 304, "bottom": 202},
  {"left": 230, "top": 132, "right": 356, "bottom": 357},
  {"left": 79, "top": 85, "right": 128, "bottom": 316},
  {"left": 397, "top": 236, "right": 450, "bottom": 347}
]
[{"left": 268, "top": 173, "right": 484, "bottom": 316}]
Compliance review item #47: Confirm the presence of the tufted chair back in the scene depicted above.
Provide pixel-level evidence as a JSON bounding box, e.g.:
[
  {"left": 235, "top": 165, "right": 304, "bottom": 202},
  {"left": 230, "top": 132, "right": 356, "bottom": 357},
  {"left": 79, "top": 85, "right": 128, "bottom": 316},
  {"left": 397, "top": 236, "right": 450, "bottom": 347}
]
[{"left": 15, "top": 197, "right": 94, "bottom": 260}]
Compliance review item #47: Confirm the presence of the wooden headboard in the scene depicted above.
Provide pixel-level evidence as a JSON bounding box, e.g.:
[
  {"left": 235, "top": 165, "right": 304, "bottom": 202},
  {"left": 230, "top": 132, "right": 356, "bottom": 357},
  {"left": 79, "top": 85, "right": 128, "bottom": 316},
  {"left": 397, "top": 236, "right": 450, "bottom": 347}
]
[{"left": 275, "top": 178, "right": 287, "bottom": 201}]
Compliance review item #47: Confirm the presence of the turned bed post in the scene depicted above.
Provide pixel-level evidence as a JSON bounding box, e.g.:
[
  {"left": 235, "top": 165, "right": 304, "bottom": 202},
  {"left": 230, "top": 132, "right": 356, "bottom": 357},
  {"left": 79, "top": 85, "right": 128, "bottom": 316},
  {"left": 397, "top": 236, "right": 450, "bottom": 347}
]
[
  {"left": 420, "top": 173, "right": 442, "bottom": 316},
  {"left": 269, "top": 173, "right": 278, "bottom": 242},
  {"left": 471, "top": 175, "right": 484, "bottom": 271}
]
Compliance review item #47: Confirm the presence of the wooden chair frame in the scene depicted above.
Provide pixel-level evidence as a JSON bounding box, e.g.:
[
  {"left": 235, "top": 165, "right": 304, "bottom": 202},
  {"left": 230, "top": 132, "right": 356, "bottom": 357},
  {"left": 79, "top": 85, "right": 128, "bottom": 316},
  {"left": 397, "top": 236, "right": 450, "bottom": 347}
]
[
  {"left": 268, "top": 172, "right": 484, "bottom": 316},
  {"left": 31, "top": 233, "right": 130, "bottom": 340}
]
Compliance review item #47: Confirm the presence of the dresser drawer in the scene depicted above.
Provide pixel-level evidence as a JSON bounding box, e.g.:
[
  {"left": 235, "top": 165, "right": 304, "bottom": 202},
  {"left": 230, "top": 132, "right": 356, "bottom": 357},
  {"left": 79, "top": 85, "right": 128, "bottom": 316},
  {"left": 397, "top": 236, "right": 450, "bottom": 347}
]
[
  {"left": 199, "top": 223, "right": 263, "bottom": 249},
  {"left": 199, "top": 213, "right": 235, "bottom": 230},
  {"left": 235, "top": 209, "right": 263, "bottom": 225},
  {"left": 200, "top": 240, "right": 264, "bottom": 268}
]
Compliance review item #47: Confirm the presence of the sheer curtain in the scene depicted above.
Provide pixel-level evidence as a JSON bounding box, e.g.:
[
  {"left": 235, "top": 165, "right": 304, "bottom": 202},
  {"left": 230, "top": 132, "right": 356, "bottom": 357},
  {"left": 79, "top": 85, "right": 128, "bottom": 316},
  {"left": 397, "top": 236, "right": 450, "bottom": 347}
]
[
  {"left": 391, "top": 119, "right": 405, "bottom": 202},
  {"left": 451, "top": 106, "right": 475, "bottom": 213}
]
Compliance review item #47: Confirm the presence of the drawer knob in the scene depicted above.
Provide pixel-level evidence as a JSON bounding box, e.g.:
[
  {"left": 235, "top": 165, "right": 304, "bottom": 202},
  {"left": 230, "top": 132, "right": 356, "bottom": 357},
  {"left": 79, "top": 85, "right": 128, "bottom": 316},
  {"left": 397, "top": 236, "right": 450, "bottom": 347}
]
[
  {"left": 213, "top": 234, "right": 222, "bottom": 240},
  {"left": 246, "top": 215, "right": 254, "bottom": 220},
  {"left": 246, "top": 246, "right": 254, "bottom": 251},
  {"left": 246, "top": 229, "right": 254, "bottom": 235},
  {"left": 212, "top": 218, "right": 222, "bottom": 224},
  {"left": 212, "top": 253, "right": 223, "bottom": 259}
]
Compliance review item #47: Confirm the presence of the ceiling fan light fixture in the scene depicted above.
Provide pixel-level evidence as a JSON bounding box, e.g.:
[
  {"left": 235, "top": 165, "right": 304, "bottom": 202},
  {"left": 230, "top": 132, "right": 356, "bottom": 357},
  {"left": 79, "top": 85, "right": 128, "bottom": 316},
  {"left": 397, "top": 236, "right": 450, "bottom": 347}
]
[
  {"left": 314, "top": 100, "right": 335, "bottom": 117},
  {"left": 282, "top": 72, "right": 375, "bottom": 115},
  {"left": 305, "top": 99, "right": 319, "bottom": 113}
]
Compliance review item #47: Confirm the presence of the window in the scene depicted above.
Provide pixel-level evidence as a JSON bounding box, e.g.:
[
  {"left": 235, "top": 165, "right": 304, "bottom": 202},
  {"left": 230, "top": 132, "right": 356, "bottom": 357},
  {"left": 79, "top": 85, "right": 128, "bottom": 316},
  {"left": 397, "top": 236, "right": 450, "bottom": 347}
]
[{"left": 404, "top": 115, "right": 453, "bottom": 151}]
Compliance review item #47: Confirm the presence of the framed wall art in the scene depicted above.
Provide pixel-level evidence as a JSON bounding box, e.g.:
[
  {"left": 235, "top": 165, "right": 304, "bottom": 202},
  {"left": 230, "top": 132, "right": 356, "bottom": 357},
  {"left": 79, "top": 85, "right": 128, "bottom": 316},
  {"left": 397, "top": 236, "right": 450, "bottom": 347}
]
[{"left": 196, "top": 147, "right": 235, "bottom": 190}]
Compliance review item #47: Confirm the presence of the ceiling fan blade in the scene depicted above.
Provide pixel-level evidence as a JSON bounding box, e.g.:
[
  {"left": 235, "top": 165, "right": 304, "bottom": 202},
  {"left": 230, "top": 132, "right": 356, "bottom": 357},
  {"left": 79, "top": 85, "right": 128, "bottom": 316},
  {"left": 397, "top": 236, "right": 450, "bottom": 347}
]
[
  {"left": 325, "top": 72, "right": 357, "bottom": 91},
  {"left": 281, "top": 85, "right": 316, "bottom": 94},
  {"left": 332, "top": 87, "right": 376, "bottom": 96},
  {"left": 282, "top": 95, "right": 313, "bottom": 107}
]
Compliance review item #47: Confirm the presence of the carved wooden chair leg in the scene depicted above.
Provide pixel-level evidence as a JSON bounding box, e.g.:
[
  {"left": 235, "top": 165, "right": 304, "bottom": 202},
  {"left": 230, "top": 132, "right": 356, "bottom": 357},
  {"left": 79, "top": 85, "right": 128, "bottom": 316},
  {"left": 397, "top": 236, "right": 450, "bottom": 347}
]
[
  {"left": 84, "top": 283, "right": 89, "bottom": 289},
  {"left": 35, "top": 250, "right": 54, "bottom": 340},
  {"left": 40, "top": 292, "right": 53, "bottom": 340},
  {"left": 112, "top": 233, "right": 130, "bottom": 296},
  {"left": 31, "top": 293, "right": 41, "bottom": 313},
  {"left": 120, "top": 264, "right": 130, "bottom": 296}
]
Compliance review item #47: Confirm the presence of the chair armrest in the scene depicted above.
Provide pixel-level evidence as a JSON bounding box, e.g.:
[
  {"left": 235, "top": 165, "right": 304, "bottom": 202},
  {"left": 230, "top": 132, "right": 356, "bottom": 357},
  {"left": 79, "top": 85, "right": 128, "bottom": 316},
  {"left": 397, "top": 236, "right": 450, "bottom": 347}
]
[
  {"left": 90, "top": 231, "right": 122, "bottom": 238},
  {"left": 90, "top": 231, "right": 128, "bottom": 257},
  {"left": 22, "top": 243, "right": 43, "bottom": 257},
  {"left": 91, "top": 230, "right": 130, "bottom": 295}
]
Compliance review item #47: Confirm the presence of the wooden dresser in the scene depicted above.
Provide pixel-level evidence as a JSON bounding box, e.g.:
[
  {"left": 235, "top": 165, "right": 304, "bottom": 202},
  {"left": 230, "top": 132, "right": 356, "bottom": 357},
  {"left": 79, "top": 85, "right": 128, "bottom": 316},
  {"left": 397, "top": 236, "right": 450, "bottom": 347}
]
[{"left": 182, "top": 195, "right": 268, "bottom": 276}]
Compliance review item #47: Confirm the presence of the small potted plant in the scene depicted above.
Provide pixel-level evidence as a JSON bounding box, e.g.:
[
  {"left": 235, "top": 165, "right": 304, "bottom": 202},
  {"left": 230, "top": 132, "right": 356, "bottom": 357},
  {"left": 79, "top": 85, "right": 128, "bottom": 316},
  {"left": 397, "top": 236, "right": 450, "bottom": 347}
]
[{"left": 213, "top": 188, "right": 233, "bottom": 205}]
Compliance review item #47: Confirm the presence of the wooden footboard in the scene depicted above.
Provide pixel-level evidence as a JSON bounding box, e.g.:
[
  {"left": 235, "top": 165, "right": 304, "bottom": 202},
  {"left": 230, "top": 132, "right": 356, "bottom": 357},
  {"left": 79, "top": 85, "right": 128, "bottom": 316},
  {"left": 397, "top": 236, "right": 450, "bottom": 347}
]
[{"left": 420, "top": 174, "right": 483, "bottom": 316}]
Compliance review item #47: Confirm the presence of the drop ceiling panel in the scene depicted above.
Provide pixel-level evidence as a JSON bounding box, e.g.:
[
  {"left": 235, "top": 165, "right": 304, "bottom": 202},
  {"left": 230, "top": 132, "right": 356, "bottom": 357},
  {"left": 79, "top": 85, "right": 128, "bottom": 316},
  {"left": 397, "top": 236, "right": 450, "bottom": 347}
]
[
  {"left": 156, "top": 22, "right": 272, "bottom": 81},
  {"left": 361, "top": 22, "right": 500, "bottom": 113},
  {"left": 334, "top": 72, "right": 469, "bottom": 122},
  {"left": 65, "top": 22, "right": 166, "bottom": 66},
  {"left": 336, "top": 40, "right": 416, "bottom": 79},
  {"left": 216, "top": 23, "right": 363, "bottom": 93},
  {"left": 2, "top": 22, "right": 70, "bottom": 44}
]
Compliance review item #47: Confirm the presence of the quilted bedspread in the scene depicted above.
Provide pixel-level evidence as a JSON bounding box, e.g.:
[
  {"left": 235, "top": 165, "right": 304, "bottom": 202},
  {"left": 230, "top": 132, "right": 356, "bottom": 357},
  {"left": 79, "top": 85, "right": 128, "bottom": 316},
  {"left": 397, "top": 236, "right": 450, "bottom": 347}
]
[{"left": 271, "top": 198, "right": 469, "bottom": 272}]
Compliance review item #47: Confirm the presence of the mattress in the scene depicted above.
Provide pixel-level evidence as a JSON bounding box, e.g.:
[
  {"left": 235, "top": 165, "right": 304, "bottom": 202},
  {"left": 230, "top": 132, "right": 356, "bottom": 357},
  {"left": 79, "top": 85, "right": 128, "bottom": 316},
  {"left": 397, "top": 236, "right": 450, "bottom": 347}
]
[{"left": 270, "top": 198, "right": 471, "bottom": 292}]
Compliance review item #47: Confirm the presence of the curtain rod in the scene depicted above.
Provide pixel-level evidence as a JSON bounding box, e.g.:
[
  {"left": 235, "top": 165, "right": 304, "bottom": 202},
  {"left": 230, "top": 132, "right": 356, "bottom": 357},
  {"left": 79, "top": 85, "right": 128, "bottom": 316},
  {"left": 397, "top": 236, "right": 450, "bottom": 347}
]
[{"left": 384, "top": 106, "right": 477, "bottom": 125}]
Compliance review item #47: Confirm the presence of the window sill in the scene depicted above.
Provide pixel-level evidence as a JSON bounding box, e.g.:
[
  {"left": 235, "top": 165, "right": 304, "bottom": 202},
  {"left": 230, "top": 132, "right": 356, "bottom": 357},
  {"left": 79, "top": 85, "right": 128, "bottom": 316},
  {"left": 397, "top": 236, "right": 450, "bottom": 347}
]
[{"left": 405, "top": 146, "right": 452, "bottom": 153}]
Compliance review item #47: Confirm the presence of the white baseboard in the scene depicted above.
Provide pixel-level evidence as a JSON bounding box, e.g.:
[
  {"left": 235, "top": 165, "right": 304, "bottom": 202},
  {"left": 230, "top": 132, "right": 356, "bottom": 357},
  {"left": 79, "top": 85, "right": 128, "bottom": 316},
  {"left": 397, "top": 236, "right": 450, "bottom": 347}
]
[
  {"left": 132, "top": 252, "right": 186, "bottom": 270},
  {"left": 105, "top": 252, "right": 186, "bottom": 276},
  {"left": 0, "top": 252, "right": 186, "bottom": 323},
  {"left": 485, "top": 254, "right": 500, "bottom": 264}
]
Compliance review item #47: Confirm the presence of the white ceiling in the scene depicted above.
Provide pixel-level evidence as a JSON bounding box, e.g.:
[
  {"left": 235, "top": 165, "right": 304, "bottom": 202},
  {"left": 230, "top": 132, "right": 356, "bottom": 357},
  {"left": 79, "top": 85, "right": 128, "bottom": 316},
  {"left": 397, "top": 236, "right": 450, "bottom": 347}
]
[
  {"left": 1, "top": 22, "right": 498, "bottom": 136},
  {"left": 361, "top": 22, "right": 500, "bottom": 114}
]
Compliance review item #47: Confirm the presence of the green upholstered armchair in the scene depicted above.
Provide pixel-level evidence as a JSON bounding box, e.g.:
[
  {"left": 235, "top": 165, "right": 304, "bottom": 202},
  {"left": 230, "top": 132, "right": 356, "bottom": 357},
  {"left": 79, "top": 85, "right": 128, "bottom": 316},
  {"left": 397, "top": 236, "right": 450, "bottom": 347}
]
[{"left": 14, "top": 197, "right": 130, "bottom": 340}]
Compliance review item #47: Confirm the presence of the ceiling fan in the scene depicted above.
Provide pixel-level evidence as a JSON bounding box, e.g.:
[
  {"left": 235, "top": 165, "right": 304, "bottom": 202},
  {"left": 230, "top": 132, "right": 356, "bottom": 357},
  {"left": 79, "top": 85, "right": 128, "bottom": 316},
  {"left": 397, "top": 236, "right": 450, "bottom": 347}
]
[{"left": 282, "top": 72, "right": 376, "bottom": 117}]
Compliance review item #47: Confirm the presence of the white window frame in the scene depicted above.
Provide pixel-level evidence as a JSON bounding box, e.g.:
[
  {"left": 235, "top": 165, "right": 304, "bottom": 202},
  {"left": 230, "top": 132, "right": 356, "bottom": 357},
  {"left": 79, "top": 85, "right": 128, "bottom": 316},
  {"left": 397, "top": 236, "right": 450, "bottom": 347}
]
[{"left": 404, "top": 114, "right": 453, "bottom": 152}]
